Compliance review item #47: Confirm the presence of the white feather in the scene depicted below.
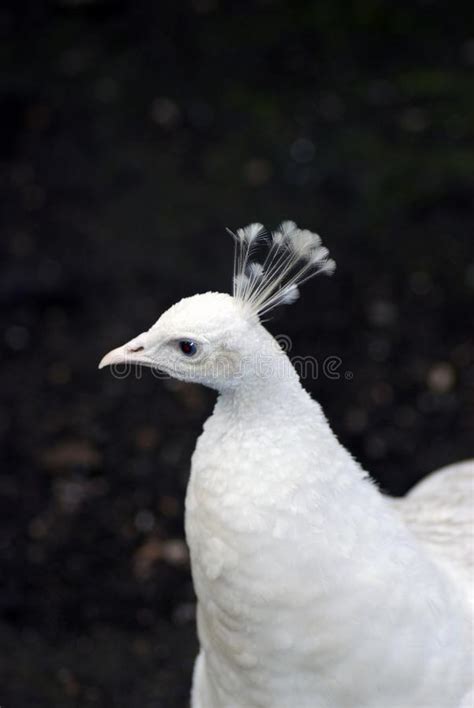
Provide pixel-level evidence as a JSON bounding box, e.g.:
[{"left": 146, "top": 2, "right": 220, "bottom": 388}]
[
  {"left": 231, "top": 221, "right": 335, "bottom": 316},
  {"left": 236, "top": 222, "right": 265, "bottom": 244},
  {"left": 279, "top": 283, "right": 300, "bottom": 304},
  {"left": 289, "top": 229, "right": 321, "bottom": 258},
  {"left": 233, "top": 273, "right": 250, "bottom": 295},
  {"left": 318, "top": 258, "right": 336, "bottom": 274},
  {"left": 247, "top": 262, "right": 264, "bottom": 279},
  {"left": 310, "top": 245, "right": 329, "bottom": 263},
  {"left": 278, "top": 220, "right": 298, "bottom": 239}
]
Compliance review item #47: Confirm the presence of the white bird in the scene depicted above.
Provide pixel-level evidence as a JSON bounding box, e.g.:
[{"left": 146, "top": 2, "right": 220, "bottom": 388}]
[{"left": 99, "top": 222, "right": 473, "bottom": 708}]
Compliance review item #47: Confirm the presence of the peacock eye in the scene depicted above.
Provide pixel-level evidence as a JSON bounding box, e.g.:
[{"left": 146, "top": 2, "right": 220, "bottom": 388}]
[{"left": 179, "top": 340, "right": 198, "bottom": 356}]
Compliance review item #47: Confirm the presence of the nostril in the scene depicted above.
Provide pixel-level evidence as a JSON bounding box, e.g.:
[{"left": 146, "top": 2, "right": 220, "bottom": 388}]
[{"left": 128, "top": 345, "right": 144, "bottom": 353}]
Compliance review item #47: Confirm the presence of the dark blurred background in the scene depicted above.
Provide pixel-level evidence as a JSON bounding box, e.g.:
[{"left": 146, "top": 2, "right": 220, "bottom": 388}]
[{"left": 0, "top": 1, "right": 473, "bottom": 706}]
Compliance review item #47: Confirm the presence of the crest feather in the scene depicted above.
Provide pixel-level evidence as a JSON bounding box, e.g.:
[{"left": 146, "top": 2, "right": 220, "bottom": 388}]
[
  {"left": 236, "top": 222, "right": 265, "bottom": 244},
  {"left": 230, "top": 221, "right": 335, "bottom": 316}
]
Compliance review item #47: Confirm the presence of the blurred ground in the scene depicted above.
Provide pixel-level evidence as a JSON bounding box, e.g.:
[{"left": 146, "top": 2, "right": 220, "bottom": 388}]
[{"left": 0, "top": 1, "right": 473, "bottom": 706}]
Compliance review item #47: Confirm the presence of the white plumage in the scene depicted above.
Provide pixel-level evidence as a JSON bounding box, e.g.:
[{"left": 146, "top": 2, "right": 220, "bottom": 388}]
[{"left": 99, "top": 223, "right": 473, "bottom": 708}]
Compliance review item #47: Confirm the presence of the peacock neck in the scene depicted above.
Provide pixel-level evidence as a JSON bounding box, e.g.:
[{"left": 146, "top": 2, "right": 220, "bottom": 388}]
[{"left": 216, "top": 326, "right": 312, "bottom": 421}]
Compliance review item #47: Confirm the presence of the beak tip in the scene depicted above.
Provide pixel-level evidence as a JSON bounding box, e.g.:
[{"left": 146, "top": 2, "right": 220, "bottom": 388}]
[{"left": 98, "top": 350, "right": 117, "bottom": 370}]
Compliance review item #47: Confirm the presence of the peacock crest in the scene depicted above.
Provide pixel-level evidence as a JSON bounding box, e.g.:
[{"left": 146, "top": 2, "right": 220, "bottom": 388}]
[{"left": 230, "top": 221, "right": 336, "bottom": 317}]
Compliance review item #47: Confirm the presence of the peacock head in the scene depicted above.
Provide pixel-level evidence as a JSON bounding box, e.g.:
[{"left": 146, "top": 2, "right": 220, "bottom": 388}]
[
  {"left": 99, "top": 222, "right": 335, "bottom": 390},
  {"left": 98, "top": 291, "right": 259, "bottom": 389}
]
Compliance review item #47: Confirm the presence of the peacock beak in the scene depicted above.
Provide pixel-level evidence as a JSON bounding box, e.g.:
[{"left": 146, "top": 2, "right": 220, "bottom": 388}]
[{"left": 98, "top": 332, "right": 151, "bottom": 369}]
